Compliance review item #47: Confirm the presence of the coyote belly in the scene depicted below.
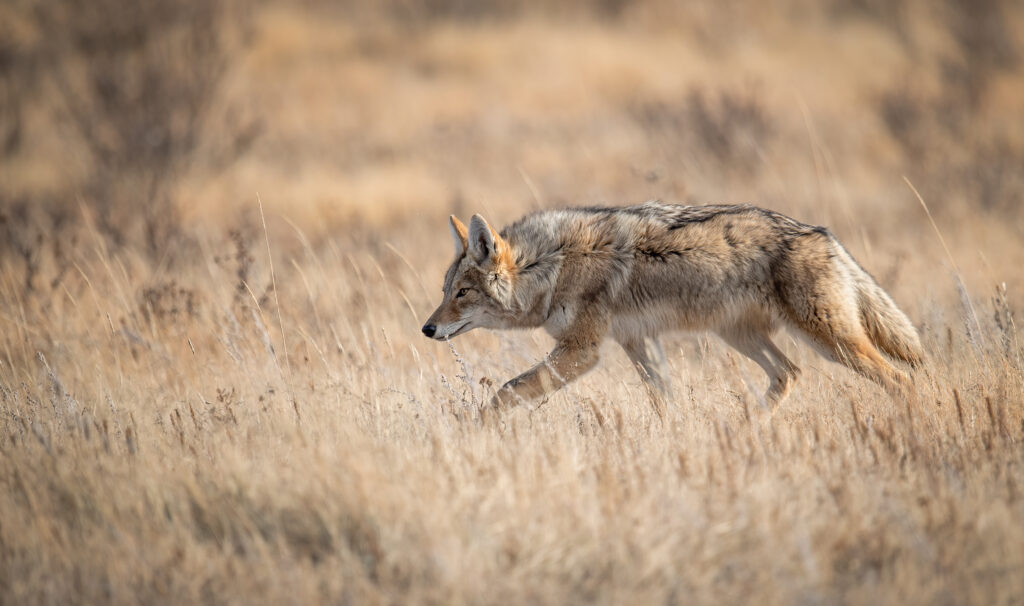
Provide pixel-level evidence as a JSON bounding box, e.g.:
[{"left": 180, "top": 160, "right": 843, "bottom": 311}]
[{"left": 422, "top": 202, "right": 922, "bottom": 411}]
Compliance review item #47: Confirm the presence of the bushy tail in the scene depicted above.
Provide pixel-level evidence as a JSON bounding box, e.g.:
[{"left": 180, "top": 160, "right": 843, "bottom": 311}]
[{"left": 839, "top": 248, "right": 924, "bottom": 367}]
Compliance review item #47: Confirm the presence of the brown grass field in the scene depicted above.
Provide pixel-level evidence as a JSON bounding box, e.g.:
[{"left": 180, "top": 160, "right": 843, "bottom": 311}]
[{"left": 2, "top": 1, "right": 1024, "bottom": 604}]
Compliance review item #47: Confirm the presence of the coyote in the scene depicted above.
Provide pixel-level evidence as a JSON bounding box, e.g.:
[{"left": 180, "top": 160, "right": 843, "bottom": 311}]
[{"left": 422, "top": 202, "right": 922, "bottom": 412}]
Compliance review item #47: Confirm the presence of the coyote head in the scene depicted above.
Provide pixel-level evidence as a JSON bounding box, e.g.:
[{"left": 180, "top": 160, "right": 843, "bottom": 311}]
[{"left": 422, "top": 214, "right": 517, "bottom": 340}]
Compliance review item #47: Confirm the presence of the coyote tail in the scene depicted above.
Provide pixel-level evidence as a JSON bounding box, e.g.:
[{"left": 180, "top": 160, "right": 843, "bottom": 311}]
[{"left": 837, "top": 246, "right": 924, "bottom": 367}]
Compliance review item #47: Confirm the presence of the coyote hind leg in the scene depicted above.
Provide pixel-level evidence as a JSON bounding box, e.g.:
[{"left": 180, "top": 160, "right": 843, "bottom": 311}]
[{"left": 719, "top": 329, "right": 801, "bottom": 410}]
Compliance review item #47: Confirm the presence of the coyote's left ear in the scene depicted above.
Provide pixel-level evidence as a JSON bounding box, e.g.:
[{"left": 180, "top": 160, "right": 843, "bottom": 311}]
[{"left": 468, "top": 214, "right": 512, "bottom": 271}]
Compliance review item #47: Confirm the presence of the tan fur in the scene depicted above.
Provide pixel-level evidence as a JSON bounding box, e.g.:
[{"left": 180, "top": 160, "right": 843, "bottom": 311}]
[
  {"left": 422, "top": 202, "right": 923, "bottom": 412},
  {"left": 449, "top": 215, "right": 468, "bottom": 252}
]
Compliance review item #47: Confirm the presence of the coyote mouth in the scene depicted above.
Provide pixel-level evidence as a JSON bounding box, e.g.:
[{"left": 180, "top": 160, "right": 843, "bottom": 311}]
[{"left": 438, "top": 321, "right": 470, "bottom": 340}]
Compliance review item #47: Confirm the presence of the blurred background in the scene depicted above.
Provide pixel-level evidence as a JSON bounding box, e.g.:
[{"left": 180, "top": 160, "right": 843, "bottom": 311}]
[
  {"left": 2, "top": 4, "right": 1024, "bottom": 603},
  {"left": 1, "top": 0, "right": 1022, "bottom": 267}
]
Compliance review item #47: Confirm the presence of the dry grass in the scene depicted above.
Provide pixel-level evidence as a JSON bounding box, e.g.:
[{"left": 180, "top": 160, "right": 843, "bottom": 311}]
[{"left": 2, "top": 1, "right": 1024, "bottom": 604}]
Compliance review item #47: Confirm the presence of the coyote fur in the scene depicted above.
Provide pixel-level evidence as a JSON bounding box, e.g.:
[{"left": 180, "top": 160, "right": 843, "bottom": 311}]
[{"left": 422, "top": 202, "right": 922, "bottom": 411}]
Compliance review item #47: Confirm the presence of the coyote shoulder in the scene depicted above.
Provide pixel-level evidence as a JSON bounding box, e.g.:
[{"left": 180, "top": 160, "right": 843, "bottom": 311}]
[{"left": 422, "top": 202, "right": 922, "bottom": 411}]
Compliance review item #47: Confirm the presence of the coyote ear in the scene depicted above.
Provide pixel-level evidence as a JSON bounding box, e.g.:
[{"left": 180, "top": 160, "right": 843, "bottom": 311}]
[
  {"left": 468, "top": 214, "right": 498, "bottom": 266},
  {"left": 449, "top": 215, "right": 468, "bottom": 257}
]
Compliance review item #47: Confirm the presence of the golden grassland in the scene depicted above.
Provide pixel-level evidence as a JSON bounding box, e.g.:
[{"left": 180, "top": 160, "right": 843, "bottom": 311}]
[{"left": 2, "top": 1, "right": 1024, "bottom": 604}]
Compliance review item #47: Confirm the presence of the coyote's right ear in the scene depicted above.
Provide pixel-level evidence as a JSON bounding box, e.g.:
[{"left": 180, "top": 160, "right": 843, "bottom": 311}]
[
  {"left": 449, "top": 215, "right": 468, "bottom": 257},
  {"left": 468, "top": 214, "right": 498, "bottom": 265}
]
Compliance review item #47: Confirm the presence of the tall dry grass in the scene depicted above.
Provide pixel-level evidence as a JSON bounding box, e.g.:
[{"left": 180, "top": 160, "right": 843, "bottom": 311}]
[
  {"left": 2, "top": 0, "right": 1024, "bottom": 604},
  {"left": 1, "top": 193, "right": 1022, "bottom": 604}
]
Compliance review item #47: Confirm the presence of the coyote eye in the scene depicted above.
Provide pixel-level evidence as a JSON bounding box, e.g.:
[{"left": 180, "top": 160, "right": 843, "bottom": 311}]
[{"left": 456, "top": 288, "right": 470, "bottom": 298}]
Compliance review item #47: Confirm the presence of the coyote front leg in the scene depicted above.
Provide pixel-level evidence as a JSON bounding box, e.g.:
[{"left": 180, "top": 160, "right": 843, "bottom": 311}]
[
  {"left": 490, "top": 313, "right": 607, "bottom": 410},
  {"left": 618, "top": 336, "right": 671, "bottom": 397}
]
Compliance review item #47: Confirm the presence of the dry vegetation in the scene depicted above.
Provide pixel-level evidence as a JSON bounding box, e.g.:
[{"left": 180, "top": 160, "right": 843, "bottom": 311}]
[{"left": 2, "top": 0, "right": 1024, "bottom": 604}]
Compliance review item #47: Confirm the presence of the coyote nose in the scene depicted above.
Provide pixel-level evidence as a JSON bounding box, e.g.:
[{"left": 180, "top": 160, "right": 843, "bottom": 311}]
[{"left": 422, "top": 324, "right": 436, "bottom": 338}]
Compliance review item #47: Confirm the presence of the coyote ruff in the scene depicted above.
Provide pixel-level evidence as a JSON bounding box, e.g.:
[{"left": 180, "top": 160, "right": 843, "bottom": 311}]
[{"left": 422, "top": 202, "right": 922, "bottom": 411}]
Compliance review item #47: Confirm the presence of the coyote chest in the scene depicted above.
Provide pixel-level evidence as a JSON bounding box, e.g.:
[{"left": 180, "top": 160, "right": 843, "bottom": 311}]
[{"left": 423, "top": 202, "right": 921, "bottom": 412}]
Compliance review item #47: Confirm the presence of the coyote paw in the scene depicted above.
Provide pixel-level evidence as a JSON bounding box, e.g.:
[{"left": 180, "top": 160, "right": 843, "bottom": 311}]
[
  {"left": 475, "top": 386, "right": 522, "bottom": 427},
  {"left": 489, "top": 386, "right": 518, "bottom": 410}
]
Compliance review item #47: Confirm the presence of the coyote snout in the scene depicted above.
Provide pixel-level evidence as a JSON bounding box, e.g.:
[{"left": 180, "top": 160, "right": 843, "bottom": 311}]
[{"left": 423, "top": 202, "right": 923, "bottom": 413}]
